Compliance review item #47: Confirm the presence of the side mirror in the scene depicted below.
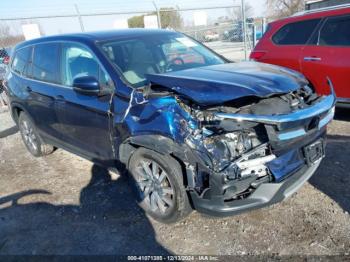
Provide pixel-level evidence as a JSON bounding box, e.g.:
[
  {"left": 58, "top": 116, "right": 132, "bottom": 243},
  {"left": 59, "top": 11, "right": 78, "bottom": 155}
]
[{"left": 73, "top": 76, "right": 100, "bottom": 95}]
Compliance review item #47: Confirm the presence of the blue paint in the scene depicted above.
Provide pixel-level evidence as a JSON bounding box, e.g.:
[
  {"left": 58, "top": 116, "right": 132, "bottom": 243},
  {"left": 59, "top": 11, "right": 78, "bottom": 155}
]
[
  {"left": 146, "top": 62, "right": 308, "bottom": 106},
  {"left": 267, "top": 150, "right": 305, "bottom": 182},
  {"left": 278, "top": 129, "right": 306, "bottom": 140}
]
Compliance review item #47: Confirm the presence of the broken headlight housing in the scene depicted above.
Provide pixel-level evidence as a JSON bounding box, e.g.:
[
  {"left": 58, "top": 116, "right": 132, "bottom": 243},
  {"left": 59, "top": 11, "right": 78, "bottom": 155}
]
[{"left": 202, "top": 130, "right": 262, "bottom": 172}]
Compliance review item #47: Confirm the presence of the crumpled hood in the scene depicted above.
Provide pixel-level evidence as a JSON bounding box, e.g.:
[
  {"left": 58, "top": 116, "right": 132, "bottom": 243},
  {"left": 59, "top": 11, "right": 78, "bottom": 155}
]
[{"left": 146, "top": 62, "right": 308, "bottom": 106}]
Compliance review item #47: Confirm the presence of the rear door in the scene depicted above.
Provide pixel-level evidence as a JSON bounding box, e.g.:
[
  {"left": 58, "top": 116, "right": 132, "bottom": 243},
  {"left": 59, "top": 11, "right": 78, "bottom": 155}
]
[
  {"left": 260, "top": 19, "right": 321, "bottom": 72},
  {"left": 54, "top": 42, "right": 115, "bottom": 160},
  {"left": 25, "top": 43, "right": 61, "bottom": 140},
  {"left": 301, "top": 15, "right": 350, "bottom": 98}
]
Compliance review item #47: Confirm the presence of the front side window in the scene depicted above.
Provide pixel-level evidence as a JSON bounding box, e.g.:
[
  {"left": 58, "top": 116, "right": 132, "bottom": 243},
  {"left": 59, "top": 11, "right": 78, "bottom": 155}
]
[
  {"left": 32, "top": 43, "right": 60, "bottom": 83},
  {"left": 272, "top": 19, "right": 321, "bottom": 45},
  {"left": 61, "top": 43, "right": 113, "bottom": 92},
  {"left": 100, "top": 33, "right": 225, "bottom": 87},
  {"left": 161, "top": 40, "right": 206, "bottom": 66},
  {"left": 12, "top": 47, "right": 32, "bottom": 76},
  {"left": 318, "top": 16, "right": 350, "bottom": 46}
]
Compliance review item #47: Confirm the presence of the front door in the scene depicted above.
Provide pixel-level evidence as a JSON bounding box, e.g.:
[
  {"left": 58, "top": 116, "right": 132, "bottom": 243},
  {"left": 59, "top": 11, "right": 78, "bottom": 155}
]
[
  {"left": 55, "top": 42, "right": 115, "bottom": 160},
  {"left": 301, "top": 15, "right": 350, "bottom": 98}
]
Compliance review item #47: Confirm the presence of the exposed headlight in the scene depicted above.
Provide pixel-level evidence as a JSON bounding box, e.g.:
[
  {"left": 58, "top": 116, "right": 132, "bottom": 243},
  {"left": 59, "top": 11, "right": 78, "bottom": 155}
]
[{"left": 203, "top": 131, "right": 259, "bottom": 172}]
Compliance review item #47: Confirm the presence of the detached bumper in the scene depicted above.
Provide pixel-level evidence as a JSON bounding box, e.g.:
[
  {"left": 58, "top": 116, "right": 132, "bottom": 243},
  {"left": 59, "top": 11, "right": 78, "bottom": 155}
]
[{"left": 190, "top": 160, "right": 321, "bottom": 217}]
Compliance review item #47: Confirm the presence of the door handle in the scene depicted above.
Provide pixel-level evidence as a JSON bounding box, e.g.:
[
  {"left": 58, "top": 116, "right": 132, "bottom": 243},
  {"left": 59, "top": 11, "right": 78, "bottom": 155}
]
[
  {"left": 26, "top": 86, "right": 32, "bottom": 92},
  {"left": 304, "top": 57, "right": 322, "bottom": 62}
]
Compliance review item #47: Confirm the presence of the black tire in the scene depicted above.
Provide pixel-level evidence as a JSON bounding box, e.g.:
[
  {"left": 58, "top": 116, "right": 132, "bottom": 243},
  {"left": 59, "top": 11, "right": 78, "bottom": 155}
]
[
  {"left": 18, "top": 112, "right": 54, "bottom": 157},
  {"left": 128, "top": 147, "right": 192, "bottom": 223}
]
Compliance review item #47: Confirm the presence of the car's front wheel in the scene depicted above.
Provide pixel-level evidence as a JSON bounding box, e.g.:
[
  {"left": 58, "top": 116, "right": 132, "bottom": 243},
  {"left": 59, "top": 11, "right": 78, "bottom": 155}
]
[
  {"left": 18, "top": 112, "right": 54, "bottom": 157},
  {"left": 128, "top": 148, "right": 192, "bottom": 223}
]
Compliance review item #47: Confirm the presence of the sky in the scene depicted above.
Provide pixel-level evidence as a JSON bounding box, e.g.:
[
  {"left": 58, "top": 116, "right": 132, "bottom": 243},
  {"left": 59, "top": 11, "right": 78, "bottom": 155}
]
[
  {"left": 0, "top": 0, "right": 266, "bottom": 36},
  {"left": 0, "top": 0, "right": 266, "bottom": 18},
  {"left": 246, "top": 0, "right": 266, "bottom": 17}
]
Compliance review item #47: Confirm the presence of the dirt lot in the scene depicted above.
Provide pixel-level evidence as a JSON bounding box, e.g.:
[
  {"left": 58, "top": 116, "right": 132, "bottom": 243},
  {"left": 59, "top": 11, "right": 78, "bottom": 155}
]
[{"left": 0, "top": 108, "right": 349, "bottom": 256}]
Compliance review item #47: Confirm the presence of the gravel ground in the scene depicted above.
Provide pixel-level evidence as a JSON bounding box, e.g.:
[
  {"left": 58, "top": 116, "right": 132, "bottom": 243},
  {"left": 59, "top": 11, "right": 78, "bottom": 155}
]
[{"left": 0, "top": 107, "right": 349, "bottom": 256}]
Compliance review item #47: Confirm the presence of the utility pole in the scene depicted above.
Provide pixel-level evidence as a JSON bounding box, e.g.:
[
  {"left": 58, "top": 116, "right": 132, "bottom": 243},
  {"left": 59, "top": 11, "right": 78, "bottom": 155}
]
[
  {"left": 152, "top": 1, "right": 162, "bottom": 29},
  {"left": 240, "top": 0, "right": 248, "bottom": 60},
  {"left": 74, "top": 4, "right": 85, "bottom": 32}
]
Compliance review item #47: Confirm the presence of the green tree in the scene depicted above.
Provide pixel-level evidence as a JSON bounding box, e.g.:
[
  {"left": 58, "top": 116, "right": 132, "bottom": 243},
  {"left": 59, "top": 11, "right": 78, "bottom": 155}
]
[
  {"left": 157, "top": 8, "right": 183, "bottom": 29},
  {"left": 127, "top": 7, "right": 183, "bottom": 29},
  {"left": 128, "top": 15, "right": 145, "bottom": 28}
]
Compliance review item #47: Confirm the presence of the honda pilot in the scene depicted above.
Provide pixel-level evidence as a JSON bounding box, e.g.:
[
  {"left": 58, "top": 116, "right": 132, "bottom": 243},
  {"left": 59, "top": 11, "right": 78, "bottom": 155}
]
[{"left": 4, "top": 29, "right": 335, "bottom": 223}]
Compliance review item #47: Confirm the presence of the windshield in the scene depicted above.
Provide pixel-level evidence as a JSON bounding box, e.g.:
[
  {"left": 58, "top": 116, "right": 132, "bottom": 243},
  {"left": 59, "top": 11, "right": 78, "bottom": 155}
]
[{"left": 100, "top": 33, "right": 225, "bottom": 87}]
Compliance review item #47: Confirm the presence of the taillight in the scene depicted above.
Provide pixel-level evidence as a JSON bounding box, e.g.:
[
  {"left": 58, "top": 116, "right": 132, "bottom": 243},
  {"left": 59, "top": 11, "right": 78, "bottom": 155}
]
[
  {"left": 250, "top": 51, "right": 266, "bottom": 61},
  {"left": 3, "top": 56, "right": 9, "bottom": 65}
]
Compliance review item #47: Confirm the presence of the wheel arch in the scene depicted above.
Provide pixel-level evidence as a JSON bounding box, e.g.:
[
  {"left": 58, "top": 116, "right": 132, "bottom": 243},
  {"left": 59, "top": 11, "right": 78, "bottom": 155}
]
[
  {"left": 10, "top": 103, "right": 27, "bottom": 124},
  {"left": 118, "top": 135, "right": 193, "bottom": 187}
]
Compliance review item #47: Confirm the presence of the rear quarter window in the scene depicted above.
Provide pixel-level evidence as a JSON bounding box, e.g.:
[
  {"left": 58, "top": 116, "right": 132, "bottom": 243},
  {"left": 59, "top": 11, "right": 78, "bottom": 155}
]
[
  {"left": 12, "top": 47, "right": 32, "bottom": 76},
  {"left": 318, "top": 15, "right": 350, "bottom": 46},
  {"left": 272, "top": 19, "right": 321, "bottom": 45}
]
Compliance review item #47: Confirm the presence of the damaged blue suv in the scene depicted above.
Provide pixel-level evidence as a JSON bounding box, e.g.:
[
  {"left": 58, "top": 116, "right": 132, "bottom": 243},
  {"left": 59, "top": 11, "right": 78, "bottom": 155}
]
[{"left": 4, "top": 29, "right": 335, "bottom": 223}]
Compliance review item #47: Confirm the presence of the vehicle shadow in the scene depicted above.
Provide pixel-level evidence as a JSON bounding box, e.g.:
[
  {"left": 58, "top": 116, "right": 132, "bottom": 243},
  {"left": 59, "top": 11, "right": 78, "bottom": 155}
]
[
  {"left": 0, "top": 125, "right": 18, "bottom": 139},
  {"left": 309, "top": 134, "right": 350, "bottom": 213},
  {"left": 0, "top": 164, "right": 170, "bottom": 255},
  {"left": 334, "top": 107, "right": 350, "bottom": 121}
]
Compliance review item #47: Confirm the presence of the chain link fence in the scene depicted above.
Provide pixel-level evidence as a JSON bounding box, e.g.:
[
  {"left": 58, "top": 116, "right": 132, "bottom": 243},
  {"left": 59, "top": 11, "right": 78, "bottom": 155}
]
[
  {"left": 0, "top": 3, "right": 266, "bottom": 60},
  {"left": 0, "top": 2, "right": 267, "bottom": 110}
]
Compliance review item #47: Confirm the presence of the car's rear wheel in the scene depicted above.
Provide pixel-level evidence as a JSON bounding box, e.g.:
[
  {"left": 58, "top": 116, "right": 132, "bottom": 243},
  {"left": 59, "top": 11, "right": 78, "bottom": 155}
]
[
  {"left": 18, "top": 112, "right": 54, "bottom": 157},
  {"left": 128, "top": 148, "right": 192, "bottom": 223}
]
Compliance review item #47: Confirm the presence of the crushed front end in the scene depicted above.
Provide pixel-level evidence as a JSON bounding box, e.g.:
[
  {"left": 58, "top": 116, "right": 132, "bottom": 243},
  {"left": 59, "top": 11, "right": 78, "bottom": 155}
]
[{"left": 178, "top": 83, "right": 336, "bottom": 216}]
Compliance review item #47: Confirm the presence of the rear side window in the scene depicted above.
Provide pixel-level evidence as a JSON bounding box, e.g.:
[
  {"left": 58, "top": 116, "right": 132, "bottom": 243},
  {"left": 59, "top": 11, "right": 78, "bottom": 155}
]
[
  {"left": 318, "top": 16, "right": 350, "bottom": 46},
  {"left": 12, "top": 47, "right": 32, "bottom": 76},
  {"left": 272, "top": 19, "right": 321, "bottom": 45},
  {"left": 32, "top": 43, "right": 60, "bottom": 84}
]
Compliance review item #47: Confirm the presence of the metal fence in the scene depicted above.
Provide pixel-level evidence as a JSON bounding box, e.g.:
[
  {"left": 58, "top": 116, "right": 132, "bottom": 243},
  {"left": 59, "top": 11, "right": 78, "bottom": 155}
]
[{"left": 0, "top": 2, "right": 266, "bottom": 62}]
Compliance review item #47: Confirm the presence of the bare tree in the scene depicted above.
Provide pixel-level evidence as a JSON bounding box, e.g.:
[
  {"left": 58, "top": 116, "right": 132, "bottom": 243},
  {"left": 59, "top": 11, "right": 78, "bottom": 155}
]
[
  {"left": 0, "top": 22, "right": 25, "bottom": 47},
  {"left": 225, "top": 2, "right": 254, "bottom": 22},
  {"left": 0, "top": 24, "right": 10, "bottom": 38},
  {"left": 0, "top": 24, "right": 11, "bottom": 48},
  {"left": 245, "top": 2, "right": 254, "bottom": 18},
  {"left": 266, "top": 0, "right": 304, "bottom": 19}
]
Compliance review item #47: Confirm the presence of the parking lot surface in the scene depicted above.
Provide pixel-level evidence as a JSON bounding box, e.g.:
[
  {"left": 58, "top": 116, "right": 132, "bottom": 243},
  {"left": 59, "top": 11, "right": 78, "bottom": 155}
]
[
  {"left": 205, "top": 41, "right": 247, "bottom": 61},
  {"left": 0, "top": 109, "right": 349, "bottom": 255}
]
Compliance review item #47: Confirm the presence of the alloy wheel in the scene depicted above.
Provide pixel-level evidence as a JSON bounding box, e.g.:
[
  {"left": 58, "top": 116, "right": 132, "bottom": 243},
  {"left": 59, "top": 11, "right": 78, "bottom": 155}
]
[
  {"left": 20, "top": 120, "right": 38, "bottom": 152},
  {"left": 135, "top": 159, "right": 175, "bottom": 214}
]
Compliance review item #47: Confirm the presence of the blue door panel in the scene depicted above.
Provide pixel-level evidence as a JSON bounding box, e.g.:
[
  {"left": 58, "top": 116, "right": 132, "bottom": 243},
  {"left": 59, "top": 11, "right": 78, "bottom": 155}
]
[
  {"left": 53, "top": 86, "right": 113, "bottom": 160},
  {"left": 25, "top": 79, "right": 59, "bottom": 139}
]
